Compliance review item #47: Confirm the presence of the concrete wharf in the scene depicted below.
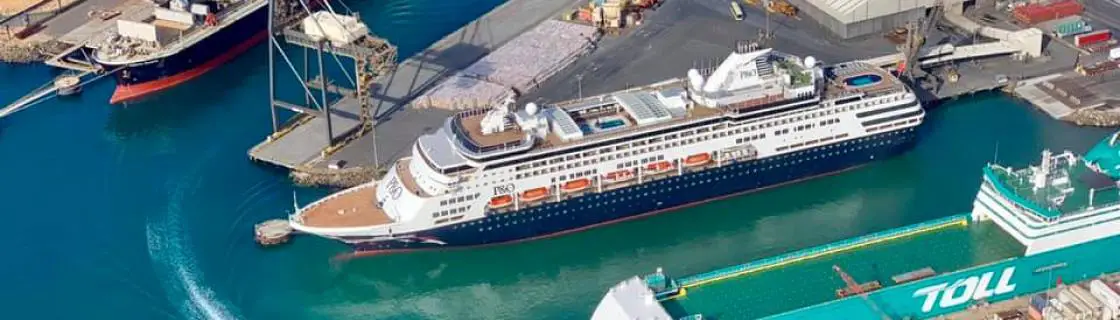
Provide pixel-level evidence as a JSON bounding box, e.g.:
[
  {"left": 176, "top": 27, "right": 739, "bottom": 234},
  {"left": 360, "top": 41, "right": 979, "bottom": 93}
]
[
  {"left": 248, "top": 0, "right": 585, "bottom": 181},
  {"left": 250, "top": 0, "right": 1112, "bottom": 187}
]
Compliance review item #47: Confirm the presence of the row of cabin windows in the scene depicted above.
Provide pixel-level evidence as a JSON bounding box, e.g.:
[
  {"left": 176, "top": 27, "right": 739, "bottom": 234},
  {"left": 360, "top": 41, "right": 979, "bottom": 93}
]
[
  {"left": 867, "top": 118, "right": 920, "bottom": 133},
  {"left": 615, "top": 154, "right": 666, "bottom": 169},
  {"left": 554, "top": 169, "right": 596, "bottom": 183},
  {"left": 775, "top": 133, "right": 851, "bottom": 152},
  {"left": 509, "top": 94, "right": 905, "bottom": 180},
  {"left": 735, "top": 133, "right": 765, "bottom": 144},
  {"left": 468, "top": 130, "right": 914, "bottom": 226},
  {"left": 432, "top": 206, "right": 468, "bottom": 218},
  {"left": 440, "top": 193, "right": 480, "bottom": 206}
]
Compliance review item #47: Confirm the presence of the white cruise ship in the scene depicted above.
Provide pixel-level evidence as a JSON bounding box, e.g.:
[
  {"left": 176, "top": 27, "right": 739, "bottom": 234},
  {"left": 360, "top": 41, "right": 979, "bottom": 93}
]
[{"left": 288, "top": 44, "right": 925, "bottom": 253}]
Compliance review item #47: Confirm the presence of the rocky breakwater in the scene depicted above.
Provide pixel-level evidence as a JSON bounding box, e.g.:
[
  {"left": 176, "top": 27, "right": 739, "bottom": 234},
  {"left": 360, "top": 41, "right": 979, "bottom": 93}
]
[
  {"left": 290, "top": 165, "right": 387, "bottom": 188},
  {"left": 0, "top": 34, "right": 47, "bottom": 63},
  {"left": 1064, "top": 105, "right": 1120, "bottom": 127}
]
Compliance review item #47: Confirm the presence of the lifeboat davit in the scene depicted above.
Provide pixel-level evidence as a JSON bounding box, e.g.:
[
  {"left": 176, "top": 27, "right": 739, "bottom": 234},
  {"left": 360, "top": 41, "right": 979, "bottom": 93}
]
[
  {"left": 489, "top": 195, "right": 513, "bottom": 209},
  {"left": 521, "top": 187, "right": 549, "bottom": 202},
  {"left": 604, "top": 170, "right": 635, "bottom": 184},
  {"left": 645, "top": 161, "right": 674, "bottom": 175},
  {"left": 561, "top": 178, "right": 591, "bottom": 193},
  {"left": 684, "top": 153, "right": 712, "bottom": 167}
]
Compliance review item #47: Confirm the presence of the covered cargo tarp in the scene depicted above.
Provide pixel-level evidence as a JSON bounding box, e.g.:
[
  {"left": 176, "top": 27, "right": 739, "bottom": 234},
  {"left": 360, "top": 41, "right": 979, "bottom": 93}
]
[
  {"left": 461, "top": 20, "right": 598, "bottom": 92},
  {"left": 302, "top": 11, "right": 369, "bottom": 46},
  {"left": 413, "top": 74, "right": 514, "bottom": 110}
]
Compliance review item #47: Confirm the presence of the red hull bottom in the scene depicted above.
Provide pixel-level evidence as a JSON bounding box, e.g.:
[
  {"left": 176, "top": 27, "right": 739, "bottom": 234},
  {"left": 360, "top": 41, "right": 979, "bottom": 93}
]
[{"left": 109, "top": 31, "right": 269, "bottom": 104}]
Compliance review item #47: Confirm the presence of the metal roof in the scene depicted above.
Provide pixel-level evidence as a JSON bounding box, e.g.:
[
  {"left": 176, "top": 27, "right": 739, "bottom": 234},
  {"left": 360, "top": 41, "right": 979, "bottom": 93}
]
[
  {"left": 545, "top": 107, "right": 584, "bottom": 141},
  {"left": 805, "top": 0, "right": 949, "bottom": 24},
  {"left": 613, "top": 92, "right": 673, "bottom": 126}
]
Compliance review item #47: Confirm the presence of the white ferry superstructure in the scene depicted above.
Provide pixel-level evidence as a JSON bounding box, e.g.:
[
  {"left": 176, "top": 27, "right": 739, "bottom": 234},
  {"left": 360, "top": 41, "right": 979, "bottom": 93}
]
[{"left": 288, "top": 45, "right": 925, "bottom": 252}]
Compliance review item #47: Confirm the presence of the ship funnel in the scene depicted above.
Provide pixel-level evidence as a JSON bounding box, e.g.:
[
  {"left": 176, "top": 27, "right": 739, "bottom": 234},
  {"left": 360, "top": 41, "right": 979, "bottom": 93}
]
[
  {"left": 687, "top": 69, "right": 705, "bottom": 91},
  {"left": 1033, "top": 149, "right": 1053, "bottom": 191}
]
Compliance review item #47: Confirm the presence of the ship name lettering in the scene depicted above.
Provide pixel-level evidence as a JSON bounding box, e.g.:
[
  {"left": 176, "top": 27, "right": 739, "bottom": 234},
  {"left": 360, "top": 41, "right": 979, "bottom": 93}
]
[
  {"left": 913, "top": 267, "right": 1017, "bottom": 313},
  {"left": 386, "top": 177, "right": 403, "bottom": 199},
  {"left": 493, "top": 184, "right": 515, "bottom": 195}
]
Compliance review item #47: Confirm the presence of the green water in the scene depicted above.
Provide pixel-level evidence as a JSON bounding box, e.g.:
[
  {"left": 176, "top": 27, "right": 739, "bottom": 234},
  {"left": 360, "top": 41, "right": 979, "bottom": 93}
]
[{"left": 662, "top": 221, "right": 1025, "bottom": 319}]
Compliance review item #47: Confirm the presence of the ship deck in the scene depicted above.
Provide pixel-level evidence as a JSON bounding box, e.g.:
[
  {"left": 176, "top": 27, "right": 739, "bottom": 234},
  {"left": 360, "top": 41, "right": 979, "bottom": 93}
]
[
  {"left": 987, "top": 157, "right": 1120, "bottom": 218},
  {"left": 659, "top": 219, "right": 1024, "bottom": 319},
  {"left": 296, "top": 184, "right": 392, "bottom": 228}
]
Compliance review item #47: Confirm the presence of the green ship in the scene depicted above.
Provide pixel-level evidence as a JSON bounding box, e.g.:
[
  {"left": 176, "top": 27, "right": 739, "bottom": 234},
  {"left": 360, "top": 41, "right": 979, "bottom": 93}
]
[{"left": 591, "top": 131, "right": 1120, "bottom": 319}]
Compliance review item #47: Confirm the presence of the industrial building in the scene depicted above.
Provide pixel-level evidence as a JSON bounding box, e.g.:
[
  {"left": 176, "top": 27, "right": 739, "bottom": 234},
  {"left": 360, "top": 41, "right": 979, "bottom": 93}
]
[{"left": 788, "top": 0, "right": 964, "bottom": 39}]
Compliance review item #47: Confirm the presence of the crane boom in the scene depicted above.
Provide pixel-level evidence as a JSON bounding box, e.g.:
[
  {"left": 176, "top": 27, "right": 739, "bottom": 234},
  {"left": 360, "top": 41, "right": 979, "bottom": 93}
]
[{"left": 833, "top": 265, "right": 893, "bottom": 320}]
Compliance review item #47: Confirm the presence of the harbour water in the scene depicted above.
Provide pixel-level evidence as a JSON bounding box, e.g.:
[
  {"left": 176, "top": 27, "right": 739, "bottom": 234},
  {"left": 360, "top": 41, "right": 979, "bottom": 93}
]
[{"left": 0, "top": 1, "right": 1113, "bottom": 319}]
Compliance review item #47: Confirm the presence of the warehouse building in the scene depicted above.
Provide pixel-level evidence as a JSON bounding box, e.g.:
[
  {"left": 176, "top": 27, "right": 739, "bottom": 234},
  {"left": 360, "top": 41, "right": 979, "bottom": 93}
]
[{"left": 787, "top": 0, "right": 967, "bottom": 39}]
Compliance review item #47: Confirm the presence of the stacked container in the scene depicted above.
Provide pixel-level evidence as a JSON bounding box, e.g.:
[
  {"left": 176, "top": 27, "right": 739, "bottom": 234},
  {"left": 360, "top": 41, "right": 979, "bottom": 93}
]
[
  {"left": 1075, "top": 30, "right": 1112, "bottom": 48},
  {"left": 1091, "top": 280, "right": 1120, "bottom": 318},
  {"left": 1029, "top": 293, "right": 1049, "bottom": 320},
  {"left": 1013, "top": 0, "right": 1084, "bottom": 25}
]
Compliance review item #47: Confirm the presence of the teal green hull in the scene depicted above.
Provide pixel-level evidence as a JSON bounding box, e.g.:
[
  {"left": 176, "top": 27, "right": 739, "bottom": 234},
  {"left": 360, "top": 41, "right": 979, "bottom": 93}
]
[{"left": 765, "top": 232, "right": 1120, "bottom": 319}]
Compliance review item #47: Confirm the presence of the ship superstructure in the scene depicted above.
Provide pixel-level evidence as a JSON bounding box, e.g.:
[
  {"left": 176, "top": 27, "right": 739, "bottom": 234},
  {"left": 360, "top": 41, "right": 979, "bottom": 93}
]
[
  {"left": 973, "top": 133, "right": 1120, "bottom": 255},
  {"left": 289, "top": 45, "right": 924, "bottom": 252},
  {"left": 87, "top": 0, "right": 271, "bottom": 103}
]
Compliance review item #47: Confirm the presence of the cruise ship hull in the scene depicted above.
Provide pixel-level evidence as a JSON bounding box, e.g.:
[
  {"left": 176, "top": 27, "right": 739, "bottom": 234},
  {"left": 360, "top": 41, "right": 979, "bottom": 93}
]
[
  {"left": 95, "top": 5, "right": 269, "bottom": 104},
  {"left": 343, "top": 127, "right": 920, "bottom": 253}
]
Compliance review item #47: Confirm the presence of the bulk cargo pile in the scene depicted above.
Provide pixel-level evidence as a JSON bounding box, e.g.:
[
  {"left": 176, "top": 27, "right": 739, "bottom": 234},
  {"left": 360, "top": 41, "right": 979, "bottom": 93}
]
[{"left": 414, "top": 20, "right": 599, "bottom": 110}]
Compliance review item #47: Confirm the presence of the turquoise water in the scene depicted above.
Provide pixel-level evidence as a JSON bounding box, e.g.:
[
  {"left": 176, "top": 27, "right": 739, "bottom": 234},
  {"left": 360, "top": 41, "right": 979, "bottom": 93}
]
[{"left": 0, "top": 1, "right": 1113, "bottom": 319}]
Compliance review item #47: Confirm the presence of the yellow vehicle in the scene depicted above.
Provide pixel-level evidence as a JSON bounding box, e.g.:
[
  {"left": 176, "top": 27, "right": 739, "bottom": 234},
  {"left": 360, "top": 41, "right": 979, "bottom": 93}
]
[
  {"left": 730, "top": 1, "right": 745, "bottom": 20},
  {"left": 743, "top": 0, "right": 760, "bottom": 6}
]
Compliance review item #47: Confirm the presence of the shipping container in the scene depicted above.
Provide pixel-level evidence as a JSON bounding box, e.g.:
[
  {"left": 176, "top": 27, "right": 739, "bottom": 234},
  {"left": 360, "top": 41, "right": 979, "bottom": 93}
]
[
  {"left": 1056, "top": 25, "right": 1092, "bottom": 38},
  {"left": 1111, "top": 47, "right": 1120, "bottom": 61},
  {"left": 1091, "top": 279, "right": 1120, "bottom": 310},
  {"left": 1075, "top": 29, "right": 1112, "bottom": 48},
  {"left": 1069, "top": 286, "right": 1103, "bottom": 318},
  {"left": 1028, "top": 305, "right": 1044, "bottom": 320},
  {"left": 1013, "top": 0, "right": 1084, "bottom": 25}
]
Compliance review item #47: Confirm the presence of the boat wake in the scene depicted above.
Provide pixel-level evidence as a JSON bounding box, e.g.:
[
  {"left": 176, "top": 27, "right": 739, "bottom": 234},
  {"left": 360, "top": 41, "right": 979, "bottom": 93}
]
[{"left": 146, "top": 172, "right": 240, "bottom": 320}]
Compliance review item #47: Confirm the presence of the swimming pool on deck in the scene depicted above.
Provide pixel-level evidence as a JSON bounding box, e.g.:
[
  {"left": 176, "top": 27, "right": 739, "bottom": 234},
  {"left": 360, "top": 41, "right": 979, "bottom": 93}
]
[
  {"left": 658, "top": 218, "right": 1025, "bottom": 319},
  {"left": 579, "top": 116, "right": 630, "bottom": 134},
  {"left": 843, "top": 73, "right": 884, "bottom": 88}
]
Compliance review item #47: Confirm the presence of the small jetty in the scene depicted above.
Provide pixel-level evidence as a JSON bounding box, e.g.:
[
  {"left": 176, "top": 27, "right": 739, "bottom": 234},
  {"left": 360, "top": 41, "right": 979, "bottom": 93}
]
[
  {"left": 836, "top": 281, "right": 882, "bottom": 298},
  {"left": 254, "top": 219, "right": 293, "bottom": 246},
  {"left": 891, "top": 267, "right": 936, "bottom": 284}
]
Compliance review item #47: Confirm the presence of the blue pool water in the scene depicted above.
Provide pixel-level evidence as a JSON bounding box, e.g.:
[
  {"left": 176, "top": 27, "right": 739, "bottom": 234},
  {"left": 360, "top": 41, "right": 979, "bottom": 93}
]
[
  {"left": 599, "top": 119, "right": 626, "bottom": 130},
  {"left": 844, "top": 74, "right": 883, "bottom": 87}
]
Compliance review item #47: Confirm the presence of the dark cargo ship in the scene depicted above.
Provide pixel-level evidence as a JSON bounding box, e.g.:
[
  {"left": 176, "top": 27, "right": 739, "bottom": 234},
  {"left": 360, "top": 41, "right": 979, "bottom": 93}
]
[{"left": 87, "top": 0, "right": 268, "bottom": 103}]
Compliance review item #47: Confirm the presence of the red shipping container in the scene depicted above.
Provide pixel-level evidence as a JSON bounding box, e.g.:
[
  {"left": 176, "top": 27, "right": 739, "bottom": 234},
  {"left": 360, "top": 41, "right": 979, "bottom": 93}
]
[
  {"left": 1013, "top": 0, "right": 1084, "bottom": 25},
  {"left": 1076, "top": 30, "right": 1112, "bottom": 47}
]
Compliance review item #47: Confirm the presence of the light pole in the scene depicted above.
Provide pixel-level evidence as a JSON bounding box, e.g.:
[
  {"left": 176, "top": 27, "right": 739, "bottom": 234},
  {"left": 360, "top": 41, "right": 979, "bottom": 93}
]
[{"left": 577, "top": 74, "right": 584, "bottom": 99}]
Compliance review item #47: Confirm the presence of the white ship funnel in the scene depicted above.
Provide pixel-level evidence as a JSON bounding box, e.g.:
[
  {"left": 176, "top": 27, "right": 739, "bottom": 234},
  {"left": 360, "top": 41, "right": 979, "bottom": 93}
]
[{"left": 687, "top": 69, "right": 705, "bottom": 91}]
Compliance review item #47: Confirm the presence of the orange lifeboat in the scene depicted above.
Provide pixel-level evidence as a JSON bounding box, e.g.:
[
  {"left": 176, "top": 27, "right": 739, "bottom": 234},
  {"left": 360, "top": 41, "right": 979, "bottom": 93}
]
[
  {"left": 645, "top": 161, "right": 674, "bottom": 175},
  {"left": 561, "top": 178, "right": 591, "bottom": 193},
  {"left": 684, "top": 153, "right": 712, "bottom": 167},
  {"left": 520, "top": 187, "right": 549, "bottom": 203},
  {"left": 604, "top": 170, "right": 635, "bottom": 184},
  {"left": 489, "top": 195, "right": 513, "bottom": 209}
]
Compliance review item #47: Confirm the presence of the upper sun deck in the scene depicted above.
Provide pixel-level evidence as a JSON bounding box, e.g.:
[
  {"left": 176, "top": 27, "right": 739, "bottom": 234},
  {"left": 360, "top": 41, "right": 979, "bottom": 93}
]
[
  {"left": 820, "top": 62, "right": 908, "bottom": 100},
  {"left": 985, "top": 150, "right": 1120, "bottom": 219},
  {"left": 446, "top": 46, "right": 887, "bottom": 161}
]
